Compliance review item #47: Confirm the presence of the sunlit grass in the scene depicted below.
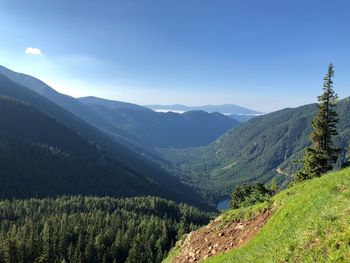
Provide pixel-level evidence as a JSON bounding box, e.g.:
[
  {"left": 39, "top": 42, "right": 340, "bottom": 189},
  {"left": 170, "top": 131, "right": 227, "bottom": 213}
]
[{"left": 205, "top": 168, "right": 350, "bottom": 262}]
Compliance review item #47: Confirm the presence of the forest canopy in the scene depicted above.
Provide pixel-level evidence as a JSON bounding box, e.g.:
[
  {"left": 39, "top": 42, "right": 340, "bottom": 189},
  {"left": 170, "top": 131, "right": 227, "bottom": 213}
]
[{"left": 0, "top": 196, "right": 210, "bottom": 263}]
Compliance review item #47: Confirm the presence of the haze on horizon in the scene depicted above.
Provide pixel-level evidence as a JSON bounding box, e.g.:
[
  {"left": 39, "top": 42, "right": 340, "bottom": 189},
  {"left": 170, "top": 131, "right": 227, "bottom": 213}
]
[{"left": 0, "top": 0, "right": 350, "bottom": 112}]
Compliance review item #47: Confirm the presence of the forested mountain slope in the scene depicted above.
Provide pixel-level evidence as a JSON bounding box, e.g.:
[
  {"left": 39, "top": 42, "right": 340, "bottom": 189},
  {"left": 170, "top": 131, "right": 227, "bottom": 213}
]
[
  {"left": 0, "top": 96, "right": 169, "bottom": 199},
  {"left": 159, "top": 98, "right": 350, "bottom": 200},
  {"left": 79, "top": 96, "right": 239, "bottom": 148},
  {"left": 0, "top": 66, "right": 238, "bottom": 149},
  {"left": 0, "top": 74, "right": 207, "bottom": 207},
  {"left": 0, "top": 65, "right": 116, "bottom": 134}
]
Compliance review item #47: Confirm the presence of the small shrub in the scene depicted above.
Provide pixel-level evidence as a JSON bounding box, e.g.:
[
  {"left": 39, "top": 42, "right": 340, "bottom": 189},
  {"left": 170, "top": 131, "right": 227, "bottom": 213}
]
[{"left": 229, "top": 183, "right": 273, "bottom": 209}]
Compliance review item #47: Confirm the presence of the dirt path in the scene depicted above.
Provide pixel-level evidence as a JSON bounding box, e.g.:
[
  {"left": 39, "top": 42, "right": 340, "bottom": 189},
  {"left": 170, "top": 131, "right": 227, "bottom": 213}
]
[{"left": 172, "top": 209, "right": 272, "bottom": 262}]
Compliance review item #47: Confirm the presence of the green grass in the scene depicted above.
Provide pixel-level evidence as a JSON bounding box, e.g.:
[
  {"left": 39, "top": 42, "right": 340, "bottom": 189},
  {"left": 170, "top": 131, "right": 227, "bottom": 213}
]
[
  {"left": 205, "top": 168, "right": 350, "bottom": 262},
  {"left": 162, "top": 246, "right": 182, "bottom": 263},
  {"left": 220, "top": 201, "right": 271, "bottom": 227}
]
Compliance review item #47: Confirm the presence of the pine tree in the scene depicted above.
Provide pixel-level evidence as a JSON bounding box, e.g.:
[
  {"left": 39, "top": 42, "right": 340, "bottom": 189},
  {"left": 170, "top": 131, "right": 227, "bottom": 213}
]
[
  {"left": 39, "top": 223, "right": 54, "bottom": 263},
  {"left": 295, "top": 64, "right": 339, "bottom": 180},
  {"left": 3, "top": 235, "right": 18, "bottom": 263}
]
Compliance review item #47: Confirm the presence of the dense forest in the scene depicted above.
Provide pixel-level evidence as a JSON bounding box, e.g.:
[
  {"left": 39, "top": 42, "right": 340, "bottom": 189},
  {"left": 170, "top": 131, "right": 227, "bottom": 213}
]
[{"left": 0, "top": 196, "right": 210, "bottom": 263}]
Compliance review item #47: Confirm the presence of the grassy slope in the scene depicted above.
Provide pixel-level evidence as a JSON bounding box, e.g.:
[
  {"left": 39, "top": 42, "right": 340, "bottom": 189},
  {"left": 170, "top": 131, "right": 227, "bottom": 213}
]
[
  {"left": 162, "top": 247, "right": 182, "bottom": 263},
  {"left": 205, "top": 168, "right": 350, "bottom": 262}
]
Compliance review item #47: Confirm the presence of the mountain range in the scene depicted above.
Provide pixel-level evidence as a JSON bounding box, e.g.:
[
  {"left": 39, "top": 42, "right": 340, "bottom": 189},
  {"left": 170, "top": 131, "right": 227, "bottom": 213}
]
[
  {"left": 0, "top": 66, "right": 239, "bottom": 148},
  {"left": 145, "top": 104, "right": 261, "bottom": 115},
  {"left": 0, "top": 72, "right": 208, "bottom": 208},
  {"left": 78, "top": 96, "right": 239, "bottom": 148},
  {"left": 158, "top": 98, "right": 350, "bottom": 201},
  {"left": 1, "top": 64, "right": 349, "bottom": 206},
  {"left": 146, "top": 104, "right": 262, "bottom": 123}
]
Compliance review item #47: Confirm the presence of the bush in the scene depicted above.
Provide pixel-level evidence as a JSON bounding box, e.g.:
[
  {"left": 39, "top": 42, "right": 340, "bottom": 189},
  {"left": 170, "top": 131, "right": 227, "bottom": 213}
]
[{"left": 229, "top": 183, "right": 272, "bottom": 209}]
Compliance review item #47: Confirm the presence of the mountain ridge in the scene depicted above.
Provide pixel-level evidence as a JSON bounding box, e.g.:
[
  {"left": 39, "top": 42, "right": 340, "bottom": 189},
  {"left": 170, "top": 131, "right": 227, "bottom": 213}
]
[
  {"left": 0, "top": 65, "right": 239, "bottom": 148},
  {"left": 158, "top": 97, "right": 350, "bottom": 201},
  {"left": 145, "top": 103, "right": 261, "bottom": 115},
  {"left": 0, "top": 73, "right": 208, "bottom": 208}
]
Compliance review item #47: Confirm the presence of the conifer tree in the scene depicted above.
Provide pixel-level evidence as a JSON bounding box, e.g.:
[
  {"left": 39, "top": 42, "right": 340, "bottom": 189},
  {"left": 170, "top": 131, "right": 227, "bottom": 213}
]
[{"left": 295, "top": 64, "right": 339, "bottom": 180}]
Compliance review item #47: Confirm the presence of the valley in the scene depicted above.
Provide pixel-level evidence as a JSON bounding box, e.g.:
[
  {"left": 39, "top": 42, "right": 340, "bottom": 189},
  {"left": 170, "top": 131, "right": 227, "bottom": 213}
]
[
  {"left": 0, "top": 64, "right": 349, "bottom": 262},
  {"left": 1, "top": 2, "right": 350, "bottom": 260},
  {"left": 158, "top": 98, "right": 350, "bottom": 202}
]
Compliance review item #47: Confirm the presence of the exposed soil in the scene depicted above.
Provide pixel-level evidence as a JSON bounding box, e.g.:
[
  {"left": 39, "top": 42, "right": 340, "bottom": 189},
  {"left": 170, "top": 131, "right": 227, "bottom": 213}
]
[{"left": 172, "top": 209, "right": 272, "bottom": 262}]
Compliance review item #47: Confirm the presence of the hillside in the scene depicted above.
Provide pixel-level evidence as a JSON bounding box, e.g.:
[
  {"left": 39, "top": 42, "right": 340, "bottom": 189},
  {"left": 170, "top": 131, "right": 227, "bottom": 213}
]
[
  {"left": 0, "top": 66, "right": 238, "bottom": 149},
  {"left": 165, "top": 168, "right": 350, "bottom": 262},
  {"left": 0, "top": 196, "right": 210, "bottom": 263},
  {"left": 79, "top": 96, "right": 239, "bottom": 148},
  {"left": 0, "top": 96, "right": 167, "bottom": 199},
  {"left": 0, "top": 74, "right": 208, "bottom": 207},
  {"left": 159, "top": 98, "right": 350, "bottom": 200},
  {"left": 0, "top": 66, "right": 116, "bottom": 135}
]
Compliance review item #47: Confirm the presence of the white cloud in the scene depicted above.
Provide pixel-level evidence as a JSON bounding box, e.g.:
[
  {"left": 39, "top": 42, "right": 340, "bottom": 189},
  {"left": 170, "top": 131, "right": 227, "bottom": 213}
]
[{"left": 25, "top": 47, "right": 42, "bottom": 56}]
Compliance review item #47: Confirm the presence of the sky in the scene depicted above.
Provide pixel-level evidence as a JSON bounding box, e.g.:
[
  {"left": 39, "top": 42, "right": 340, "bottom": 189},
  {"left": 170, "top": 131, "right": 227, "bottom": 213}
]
[{"left": 0, "top": 0, "right": 350, "bottom": 112}]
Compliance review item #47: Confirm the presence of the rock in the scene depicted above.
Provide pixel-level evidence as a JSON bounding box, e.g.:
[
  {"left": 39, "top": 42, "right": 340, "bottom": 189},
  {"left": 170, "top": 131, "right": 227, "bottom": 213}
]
[
  {"left": 189, "top": 251, "right": 196, "bottom": 257},
  {"left": 218, "top": 232, "right": 225, "bottom": 237},
  {"left": 235, "top": 223, "right": 244, "bottom": 229}
]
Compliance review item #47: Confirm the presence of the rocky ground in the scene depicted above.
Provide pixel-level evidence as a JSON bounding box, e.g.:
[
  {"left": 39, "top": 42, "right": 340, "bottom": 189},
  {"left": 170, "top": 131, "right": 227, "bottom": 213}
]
[{"left": 172, "top": 209, "right": 272, "bottom": 262}]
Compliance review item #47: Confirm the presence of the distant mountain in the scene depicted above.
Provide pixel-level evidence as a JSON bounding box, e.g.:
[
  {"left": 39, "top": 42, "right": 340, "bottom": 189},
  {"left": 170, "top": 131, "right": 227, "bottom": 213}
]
[
  {"left": 145, "top": 104, "right": 262, "bottom": 115},
  {"left": 79, "top": 96, "right": 150, "bottom": 111},
  {"left": 159, "top": 97, "right": 350, "bottom": 200},
  {"left": 79, "top": 96, "right": 239, "bottom": 148},
  {"left": 227, "top": 114, "right": 258, "bottom": 123},
  {"left": 0, "top": 66, "right": 239, "bottom": 149},
  {"left": 0, "top": 73, "right": 208, "bottom": 207}
]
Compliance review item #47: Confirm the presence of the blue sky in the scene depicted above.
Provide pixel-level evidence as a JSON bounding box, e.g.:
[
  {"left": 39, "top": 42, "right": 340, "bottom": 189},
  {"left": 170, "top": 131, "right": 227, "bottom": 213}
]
[{"left": 0, "top": 0, "right": 349, "bottom": 112}]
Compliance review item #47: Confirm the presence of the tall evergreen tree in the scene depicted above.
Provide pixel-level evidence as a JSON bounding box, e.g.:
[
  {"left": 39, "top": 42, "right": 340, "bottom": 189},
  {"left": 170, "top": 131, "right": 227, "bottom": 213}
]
[{"left": 295, "top": 64, "right": 339, "bottom": 181}]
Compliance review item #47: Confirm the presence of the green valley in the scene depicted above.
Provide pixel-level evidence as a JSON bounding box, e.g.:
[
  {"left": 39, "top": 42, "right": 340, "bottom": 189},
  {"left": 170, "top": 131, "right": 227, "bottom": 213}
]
[{"left": 159, "top": 97, "right": 350, "bottom": 201}]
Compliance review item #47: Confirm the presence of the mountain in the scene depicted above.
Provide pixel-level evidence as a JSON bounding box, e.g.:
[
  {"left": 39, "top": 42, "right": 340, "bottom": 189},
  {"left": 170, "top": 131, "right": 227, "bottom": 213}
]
[
  {"left": 79, "top": 96, "right": 239, "bottom": 148},
  {"left": 0, "top": 66, "right": 116, "bottom": 134},
  {"left": 0, "top": 74, "right": 208, "bottom": 207},
  {"left": 0, "top": 66, "right": 239, "bottom": 149},
  {"left": 165, "top": 168, "right": 350, "bottom": 262},
  {"left": 146, "top": 104, "right": 261, "bottom": 123},
  {"left": 0, "top": 96, "right": 161, "bottom": 198},
  {"left": 227, "top": 114, "right": 258, "bottom": 123},
  {"left": 145, "top": 104, "right": 261, "bottom": 115},
  {"left": 79, "top": 96, "right": 151, "bottom": 111},
  {"left": 159, "top": 98, "right": 350, "bottom": 200}
]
